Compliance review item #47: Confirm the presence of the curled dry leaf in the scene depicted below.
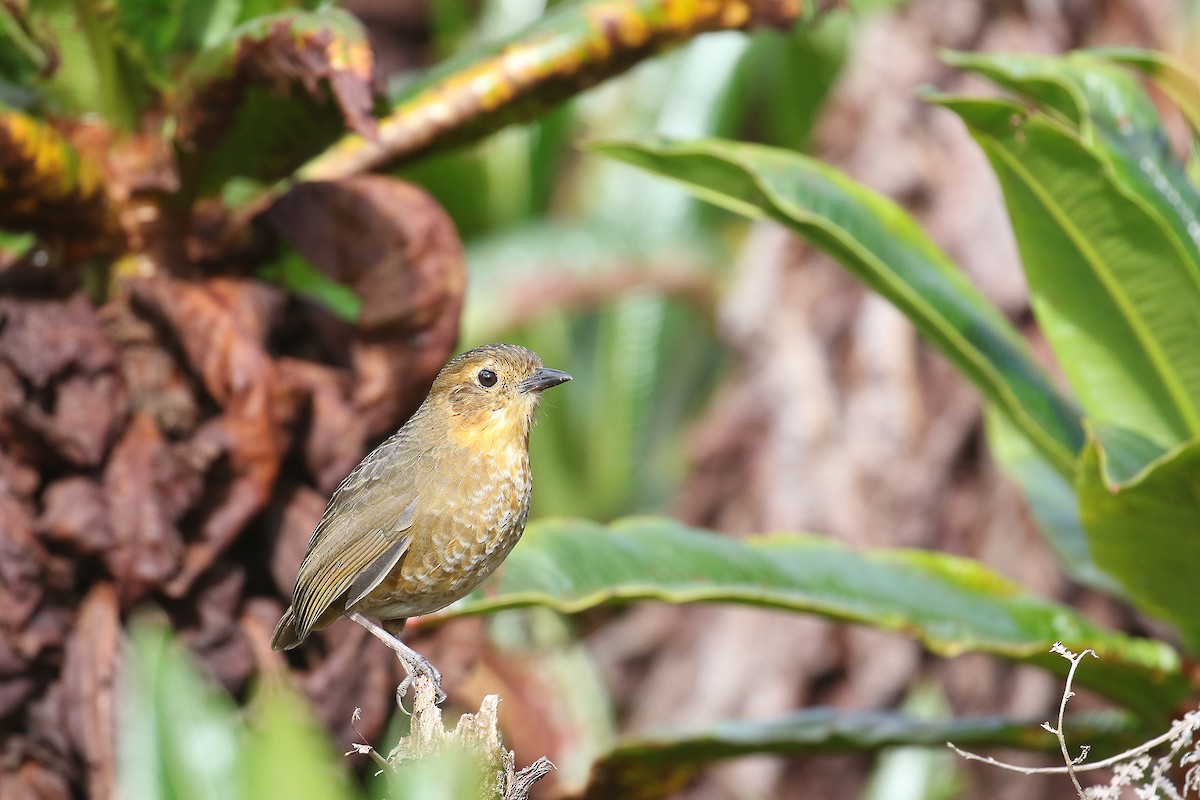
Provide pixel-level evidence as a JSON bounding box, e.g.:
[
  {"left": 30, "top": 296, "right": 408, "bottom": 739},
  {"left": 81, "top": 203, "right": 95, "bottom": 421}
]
[
  {"left": 100, "top": 297, "right": 201, "bottom": 438},
  {"left": 263, "top": 481, "right": 327, "bottom": 599},
  {"left": 126, "top": 276, "right": 290, "bottom": 597},
  {"left": 36, "top": 477, "right": 110, "bottom": 557},
  {"left": 0, "top": 495, "right": 47, "bottom": 638},
  {"left": 101, "top": 413, "right": 189, "bottom": 608},
  {"left": 277, "top": 358, "right": 368, "bottom": 493},
  {"left": 174, "top": 7, "right": 376, "bottom": 202},
  {"left": 265, "top": 175, "right": 465, "bottom": 437},
  {"left": 0, "top": 294, "right": 128, "bottom": 468},
  {"left": 59, "top": 584, "right": 120, "bottom": 800},
  {"left": 180, "top": 564, "right": 256, "bottom": 693},
  {"left": 0, "top": 760, "right": 72, "bottom": 800}
]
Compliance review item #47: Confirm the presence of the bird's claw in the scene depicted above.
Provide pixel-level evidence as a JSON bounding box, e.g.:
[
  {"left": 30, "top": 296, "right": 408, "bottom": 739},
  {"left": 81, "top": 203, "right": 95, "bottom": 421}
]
[{"left": 394, "top": 655, "right": 446, "bottom": 713}]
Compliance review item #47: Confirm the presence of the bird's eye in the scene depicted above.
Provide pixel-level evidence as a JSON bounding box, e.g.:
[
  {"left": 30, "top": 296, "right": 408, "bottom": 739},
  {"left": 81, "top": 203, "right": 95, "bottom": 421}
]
[{"left": 477, "top": 368, "right": 498, "bottom": 388}]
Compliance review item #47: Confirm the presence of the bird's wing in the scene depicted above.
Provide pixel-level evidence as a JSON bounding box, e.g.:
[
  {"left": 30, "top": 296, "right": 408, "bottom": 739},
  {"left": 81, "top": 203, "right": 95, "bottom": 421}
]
[{"left": 290, "top": 447, "right": 422, "bottom": 640}]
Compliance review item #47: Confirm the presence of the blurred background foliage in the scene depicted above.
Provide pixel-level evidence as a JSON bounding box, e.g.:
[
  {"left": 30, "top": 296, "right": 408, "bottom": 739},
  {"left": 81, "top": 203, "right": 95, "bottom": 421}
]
[{"left": 4, "top": 0, "right": 1200, "bottom": 799}]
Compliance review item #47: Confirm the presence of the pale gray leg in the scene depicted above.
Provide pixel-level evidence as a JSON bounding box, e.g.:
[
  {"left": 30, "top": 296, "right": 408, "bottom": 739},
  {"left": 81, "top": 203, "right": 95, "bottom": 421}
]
[{"left": 348, "top": 612, "right": 446, "bottom": 706}]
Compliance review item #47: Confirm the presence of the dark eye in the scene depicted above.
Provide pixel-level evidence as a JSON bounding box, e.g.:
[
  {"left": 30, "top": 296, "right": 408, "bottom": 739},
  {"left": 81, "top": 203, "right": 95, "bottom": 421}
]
[{"left": 477, "top": 368, "right": 498, "bottom": 388}]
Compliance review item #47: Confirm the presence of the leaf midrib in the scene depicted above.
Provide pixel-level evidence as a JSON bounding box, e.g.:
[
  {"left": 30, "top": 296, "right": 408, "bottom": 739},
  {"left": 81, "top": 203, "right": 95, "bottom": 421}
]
[{"left": 987, "top": 136, "right": 1200, "bottom": 437}]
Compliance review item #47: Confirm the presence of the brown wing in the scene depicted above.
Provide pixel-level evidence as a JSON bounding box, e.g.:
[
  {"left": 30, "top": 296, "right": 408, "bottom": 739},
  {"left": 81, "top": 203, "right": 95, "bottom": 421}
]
[{"left": 289, "top": 435, "right": 423, "bottom": 641}]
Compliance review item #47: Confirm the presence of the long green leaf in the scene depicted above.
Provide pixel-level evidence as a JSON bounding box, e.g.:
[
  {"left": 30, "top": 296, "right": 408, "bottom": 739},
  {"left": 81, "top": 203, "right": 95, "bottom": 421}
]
[
  {"left": 579, "top": 709, "right": 1141, "bottom": 800},
  {"left": 442, "top": 517, "right": 1188, "bottom": 718},
  {"left": 591, "top": 137, "right": 1083, "bottom": 476},
  {"left": 941, "top": 51, "right": 1200, "bottom": 303},
  {"left": 935, "top": 94, "right": 1200, "bottom": 450},
  {"left": 1078, "top": 435, "right": 1200, "bottom": 654}
]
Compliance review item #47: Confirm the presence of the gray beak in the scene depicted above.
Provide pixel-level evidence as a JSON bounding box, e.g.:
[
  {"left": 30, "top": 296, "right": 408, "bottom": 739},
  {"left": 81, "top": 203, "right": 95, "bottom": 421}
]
[{"left": 517, "top": 368, "right": 572, "bottom": 394}]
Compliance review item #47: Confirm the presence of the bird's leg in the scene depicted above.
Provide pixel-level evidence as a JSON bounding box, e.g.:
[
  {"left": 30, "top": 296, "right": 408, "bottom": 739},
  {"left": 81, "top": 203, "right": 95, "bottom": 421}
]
[{"left": 348, "top": 613, "right": 446, "bottom": 706}]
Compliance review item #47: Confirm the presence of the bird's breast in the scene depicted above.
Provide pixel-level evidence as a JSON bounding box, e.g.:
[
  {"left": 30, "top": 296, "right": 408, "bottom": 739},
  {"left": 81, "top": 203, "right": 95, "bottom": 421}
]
[{"left": 363, "top": 444, "right": 532, "bottom": 618}]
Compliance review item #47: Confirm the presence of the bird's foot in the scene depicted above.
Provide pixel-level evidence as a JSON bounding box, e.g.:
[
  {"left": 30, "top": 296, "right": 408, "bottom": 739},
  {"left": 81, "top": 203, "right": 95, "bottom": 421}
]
[
  {"left": 348, "top": 612, "right": 448, "bottom": 709},
  {"left": 395, "top": 653, "right": 446, "bottom": 712}
]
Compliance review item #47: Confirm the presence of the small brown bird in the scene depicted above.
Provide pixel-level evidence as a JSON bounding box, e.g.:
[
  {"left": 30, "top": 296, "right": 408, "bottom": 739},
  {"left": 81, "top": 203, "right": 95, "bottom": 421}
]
[{"left": 271, "top": 343, "right": 570, "bottom": 701}]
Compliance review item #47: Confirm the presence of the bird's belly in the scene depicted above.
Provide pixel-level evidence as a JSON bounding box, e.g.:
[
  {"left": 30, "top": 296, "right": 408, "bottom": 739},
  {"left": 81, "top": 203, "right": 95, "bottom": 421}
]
[{"left": 357, "top": 458, "right": 530, "bottom": 619}]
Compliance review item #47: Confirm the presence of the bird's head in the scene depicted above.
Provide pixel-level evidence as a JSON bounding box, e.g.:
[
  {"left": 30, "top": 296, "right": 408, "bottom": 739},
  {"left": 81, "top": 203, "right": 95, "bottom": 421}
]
[{"left": 425, "top": 343, "right": 571, "bottom": 449}]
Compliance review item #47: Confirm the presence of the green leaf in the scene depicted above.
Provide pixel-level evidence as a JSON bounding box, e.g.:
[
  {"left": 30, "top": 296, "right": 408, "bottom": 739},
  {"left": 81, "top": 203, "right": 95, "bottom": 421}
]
[
  {"left": 1078, "top": 435, "right": 1200, "bottom": 654},
  {"left": 23, "top": 0, "right": 148, "bottom": 127},
  {"left": 591, "top": 137, "right": 1083, "bottom": 477},
  {"left": 240, "top": 680, "right": 357, "bottom": 800},
  {"left": 581, "top": 708, "right": 1140, "bottom": 800},
  {"left": 257, "top": 247, "right": 363, "bottom": 323},
  {"left": 443, "top": 517, "right": 1188, "bottom": 719},
  {"left": 119, "top": 617, "right": 243, "bottom": 800},
  {"left": 984, "top": 408, "right": 1116, "bottom": 592},
  {"left": 940, "top": 52, "right": 1200, "bottom": 304},
  {"left": 1089, "top": 48, "right": 1200, "bottom": 136},
  {"left": 934, "top": 94, "right": 1200, "bottom": 450}
]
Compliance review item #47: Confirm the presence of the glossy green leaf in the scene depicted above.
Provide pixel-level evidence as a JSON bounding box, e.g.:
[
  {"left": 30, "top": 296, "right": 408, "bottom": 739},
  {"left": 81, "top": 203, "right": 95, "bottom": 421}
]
[
  {"left": 592, "top": 137, "right": 1083, "bottom": 476},
  {"left": 1078, "top": 435, "right": 1200, "bottom": 654},
  {"left": 940, "top": 52, "right": 1200, "bottom": 302},
  {"left": 580, "top": 708, "right": 1140, "bottom": 800},
  {"left": 444, "top": 517, "right": 1188, "bottom": 718},
  {"left": 934, "top": 94, "right": 1200, "bottom": 451}
]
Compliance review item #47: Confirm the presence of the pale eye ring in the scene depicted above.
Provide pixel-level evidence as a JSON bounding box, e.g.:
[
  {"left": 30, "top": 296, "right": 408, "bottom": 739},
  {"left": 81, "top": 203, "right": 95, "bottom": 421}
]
[{"left": 477, "top": 368, "right": 498, "bottom": 388}]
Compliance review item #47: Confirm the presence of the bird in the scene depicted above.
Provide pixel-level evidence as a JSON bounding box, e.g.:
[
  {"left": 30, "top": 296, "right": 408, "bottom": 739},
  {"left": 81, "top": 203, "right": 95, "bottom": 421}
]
[{"left": 270, "top": 343, "right": 571, "bottom": 703}]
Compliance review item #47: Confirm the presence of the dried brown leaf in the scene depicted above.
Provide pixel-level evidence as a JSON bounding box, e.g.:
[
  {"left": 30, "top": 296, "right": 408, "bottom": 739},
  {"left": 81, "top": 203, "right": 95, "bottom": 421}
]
[
  {"left": 265, "top": 176, "right": 464, "bottom": 436},
  {"left": 0, "top": 494, "right": 46, "bottom": 633},
  {"left": 180, "top": 565, "right": 255, "bottom": 693},
  {"left": 60, "top": 583, "right": 120, "bottom": 800},
  {"left": 0, "top": 294, "right": 127, "bottom": 467},
  {"left": 102, "top": 413, "right": 186, "bottom": 606},
  {"left": 277, "top": 358, "right": 367, "bottom": 493},
  {"left": 0, "top": 294, "right": 117, "bottom": 386},
  {"left": 125, "top": 276, "right": 289, "bottom": 596},
  {"left": 36, "top": 477, "right": 110, "bottom": 556},
  {"left": 263, "top": 481, "right": 326, "bottom": 599},
  {"left": 101, "top": 297, "right": 201, "bottom": 438},
  {"left": 0, "top": 760, "right": 72, "bottom": 800}
]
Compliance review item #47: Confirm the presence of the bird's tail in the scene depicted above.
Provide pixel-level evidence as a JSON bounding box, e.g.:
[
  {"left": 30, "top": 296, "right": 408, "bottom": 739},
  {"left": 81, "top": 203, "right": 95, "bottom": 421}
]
[{"left": 270, "top": 606, "right": 302, "bottom": 651}]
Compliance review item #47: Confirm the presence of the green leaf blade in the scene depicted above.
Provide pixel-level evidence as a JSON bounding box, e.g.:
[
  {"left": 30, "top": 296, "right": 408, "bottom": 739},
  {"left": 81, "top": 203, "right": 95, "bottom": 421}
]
[
  {"left": 581, "top": 709, "right": 1141, "bottom": 800},
  {"left": 1078, "top": 436, "right": 1200, "bottom": 653},
  {"left": 593, "top": 138, "right": 1084, "bottom": 477},
  {"left": 937, "top": 94, "right": 1200, "bottom": 449},
  {"left": 443, "top": 517, "right": 1188, "bottom": 718}
]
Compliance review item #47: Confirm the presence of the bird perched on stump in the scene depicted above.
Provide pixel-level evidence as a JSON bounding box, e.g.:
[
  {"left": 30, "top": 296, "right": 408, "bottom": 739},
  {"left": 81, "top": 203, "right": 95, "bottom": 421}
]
[{"left": 271, "top": 343, "right": 571, "bottom": 702}]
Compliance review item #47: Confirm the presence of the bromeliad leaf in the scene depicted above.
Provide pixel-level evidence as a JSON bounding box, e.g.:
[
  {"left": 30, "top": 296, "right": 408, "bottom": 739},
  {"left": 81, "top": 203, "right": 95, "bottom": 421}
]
[
  {"left": 591, "top": 137, "right": 1083, "bottom": 477},
  {"left": 445, "top": 517, "right": 1188, "bottom": 719}
]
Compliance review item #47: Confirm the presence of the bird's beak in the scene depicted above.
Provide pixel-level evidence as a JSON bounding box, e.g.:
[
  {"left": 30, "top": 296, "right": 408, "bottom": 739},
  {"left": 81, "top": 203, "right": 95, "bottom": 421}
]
[{"left": 517, "top": 368, "right": 572, "bottom": 394}]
